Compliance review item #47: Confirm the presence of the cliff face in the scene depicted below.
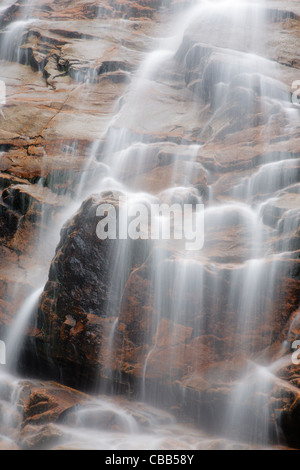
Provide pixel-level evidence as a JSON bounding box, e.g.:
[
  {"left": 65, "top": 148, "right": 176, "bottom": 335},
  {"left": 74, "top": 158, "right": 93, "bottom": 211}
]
[
  {"left": 1, "top": 0, "right": 300, "bottom": 448},
  {"left": 0, "top": 0, "right": 177, "bottom": 332}
]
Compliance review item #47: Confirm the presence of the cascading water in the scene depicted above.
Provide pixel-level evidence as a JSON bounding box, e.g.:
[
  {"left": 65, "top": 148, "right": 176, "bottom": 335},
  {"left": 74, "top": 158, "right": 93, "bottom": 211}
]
[{"left": 0, "top": 0, "right": 300, "bottom": 450}]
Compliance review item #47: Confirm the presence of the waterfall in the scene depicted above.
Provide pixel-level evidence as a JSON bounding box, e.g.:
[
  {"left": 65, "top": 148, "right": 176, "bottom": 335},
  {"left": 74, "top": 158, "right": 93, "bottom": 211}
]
[
  {"left": 0, "top": 0, "right": 299, "bottom": 450},
  {"left": 5, "top": 286, "right": 44, "bottom": 371}
]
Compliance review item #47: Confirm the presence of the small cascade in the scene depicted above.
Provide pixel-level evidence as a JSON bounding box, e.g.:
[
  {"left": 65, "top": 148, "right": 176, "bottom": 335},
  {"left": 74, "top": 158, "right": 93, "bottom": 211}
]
[
  {"left": 224, "top": 364, "right": 278, "bottom": 445},
  {"left": 0, "top": 0, "right": 39, "bottom": 65},
  {"left": 0, "top": 20, "right": 34, "bottom": 62},
  {"left": 5, "top": 287, "right": 43, "bottom": 372}
]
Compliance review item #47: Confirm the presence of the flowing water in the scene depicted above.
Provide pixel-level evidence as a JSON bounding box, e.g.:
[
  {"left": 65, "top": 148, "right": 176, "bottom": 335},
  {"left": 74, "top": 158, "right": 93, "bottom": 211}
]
[{"left": 0, "top": 0, "right": 299, "bottom": 450}]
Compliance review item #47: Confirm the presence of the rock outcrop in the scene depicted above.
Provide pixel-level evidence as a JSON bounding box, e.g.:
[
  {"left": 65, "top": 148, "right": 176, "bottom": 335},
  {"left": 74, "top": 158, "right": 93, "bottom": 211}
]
[
  {"left": 32, "top": 192, "right": 150, "bottom": 388},
  {"left": 0, "top": 375, "right": 89, "bottom": 450}
]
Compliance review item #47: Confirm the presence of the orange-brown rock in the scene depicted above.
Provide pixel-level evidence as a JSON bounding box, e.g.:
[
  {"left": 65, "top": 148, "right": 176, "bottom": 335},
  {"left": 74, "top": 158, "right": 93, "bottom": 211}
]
[
  {"left": 31, "top": 192, "right": 150, "bottom": 388},
  {"left": 0, "top": 0, "right": 173, "bottom": 342}
]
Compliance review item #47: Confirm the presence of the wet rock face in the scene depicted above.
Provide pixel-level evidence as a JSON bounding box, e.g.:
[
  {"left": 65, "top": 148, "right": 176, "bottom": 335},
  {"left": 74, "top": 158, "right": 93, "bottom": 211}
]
[
  {"left": 0, "top": 0, "right": 177, "bottom": 343},
  {"left": 0, "top": 376, "right": 89, "bottom": 450},
  {"left": 116, "top": 253, "right": 300, "bottom": 375},
  {"left": 33, "top": 192, "right": 150, "bottom": 387},
  {"left": 30, "top": 188, "right": 300, "bottom": 442},
  {"left": 0, "top": 0, "right": 300, "bottom": 449}
]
